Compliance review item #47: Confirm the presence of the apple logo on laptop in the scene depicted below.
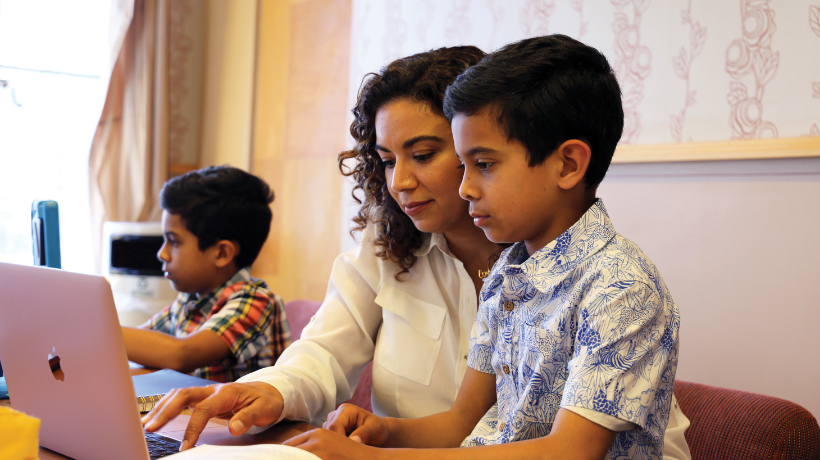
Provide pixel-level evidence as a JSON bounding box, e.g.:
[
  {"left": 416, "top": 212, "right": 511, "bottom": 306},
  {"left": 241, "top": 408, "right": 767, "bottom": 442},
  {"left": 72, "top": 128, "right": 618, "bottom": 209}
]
[{"left": 47, "top": 346, "right": 65, "bottom": 381}]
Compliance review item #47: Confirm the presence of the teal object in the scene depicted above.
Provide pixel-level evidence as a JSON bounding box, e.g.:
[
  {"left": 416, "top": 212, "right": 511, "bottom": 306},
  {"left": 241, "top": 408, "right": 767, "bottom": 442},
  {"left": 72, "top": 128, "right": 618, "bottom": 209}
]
[
  {"left": 31, "top": 200, "right": 61, "bottom": 269},
  {"left": 0, "top": 377, "right": 8, "bottom": 400}
]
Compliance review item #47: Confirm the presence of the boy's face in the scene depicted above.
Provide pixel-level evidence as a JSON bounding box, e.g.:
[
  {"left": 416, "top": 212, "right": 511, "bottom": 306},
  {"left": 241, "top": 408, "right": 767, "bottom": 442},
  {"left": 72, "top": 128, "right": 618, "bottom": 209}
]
[
  {"left": 453, "top": 111, "right": 574, "bottom": 255},
  {"left": 158, "top": 211, "right": 220, "bottom": 296}
]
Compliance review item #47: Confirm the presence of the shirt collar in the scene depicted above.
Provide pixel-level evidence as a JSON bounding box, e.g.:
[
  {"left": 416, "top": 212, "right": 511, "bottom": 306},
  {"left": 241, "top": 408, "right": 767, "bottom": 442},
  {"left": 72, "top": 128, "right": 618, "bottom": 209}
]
[
  {"left": 181, "top": 267, "right": 252, "bottom": 312},
  {"left": 413, "top": 232, "right": 455, "bottom": 259},
  {"left": 486, "top": 199, "right": 617, "bottom": 294}
]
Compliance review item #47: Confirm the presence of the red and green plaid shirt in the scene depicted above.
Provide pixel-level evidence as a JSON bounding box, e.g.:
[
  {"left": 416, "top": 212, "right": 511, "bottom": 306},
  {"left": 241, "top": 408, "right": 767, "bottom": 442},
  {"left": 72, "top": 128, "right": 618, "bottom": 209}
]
[{"left": 145, "top": 268, "right": 290, "bottom": 382}]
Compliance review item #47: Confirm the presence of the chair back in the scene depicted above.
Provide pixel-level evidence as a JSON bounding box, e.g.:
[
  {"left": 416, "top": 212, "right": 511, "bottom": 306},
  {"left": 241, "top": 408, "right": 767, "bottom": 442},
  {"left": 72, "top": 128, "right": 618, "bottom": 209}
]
[
  {"left": 283, "top": 299, "right": 373, "bottom": 412},
  {"left": 345, "top": 362, "right": 372, "bottom": 412},
  {"left": 675, "top": 380, "right": 820, "bottom": 460},
  {"left": 283, "top": 299, "right": 322, "bottom": 341}
]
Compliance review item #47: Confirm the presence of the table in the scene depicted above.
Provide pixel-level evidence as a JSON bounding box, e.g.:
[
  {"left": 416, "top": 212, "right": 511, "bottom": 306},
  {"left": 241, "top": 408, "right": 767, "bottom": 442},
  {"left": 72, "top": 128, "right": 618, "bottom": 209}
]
[{"left": 0, "top": 368, "right": 314, "bottom": 459}]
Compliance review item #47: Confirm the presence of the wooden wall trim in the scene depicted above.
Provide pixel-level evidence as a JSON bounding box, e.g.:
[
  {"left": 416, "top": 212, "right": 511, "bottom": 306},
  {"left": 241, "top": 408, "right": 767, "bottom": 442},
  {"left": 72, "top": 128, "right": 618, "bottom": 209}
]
[
  {"left": 169, "top": 162, "right": 198, "bottom": 177},
  {"left": 250, "top": 0, "right": 351, "bottom": 302},
  {"left": 613, "top": 137, "right": 820, "bottom": 163}
]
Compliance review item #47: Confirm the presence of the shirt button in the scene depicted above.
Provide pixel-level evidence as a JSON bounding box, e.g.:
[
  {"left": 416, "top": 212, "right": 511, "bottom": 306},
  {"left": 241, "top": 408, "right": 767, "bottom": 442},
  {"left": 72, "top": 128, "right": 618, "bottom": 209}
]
[
  {"left": 499, "top": 421, "right": 506, "bottom": 432},
  {"left": 503, "top": 364, "right": 510, "bottom": 374},
  {"left": 504, "top": 301, "right": 514, "bottom": 311}
]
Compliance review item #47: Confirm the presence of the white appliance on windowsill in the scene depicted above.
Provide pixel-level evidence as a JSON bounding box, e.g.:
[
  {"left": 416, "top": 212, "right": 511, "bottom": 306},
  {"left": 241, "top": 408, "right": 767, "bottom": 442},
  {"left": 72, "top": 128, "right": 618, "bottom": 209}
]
[{"left": 101, "top": 222, "right": 177, "bottom": 326}]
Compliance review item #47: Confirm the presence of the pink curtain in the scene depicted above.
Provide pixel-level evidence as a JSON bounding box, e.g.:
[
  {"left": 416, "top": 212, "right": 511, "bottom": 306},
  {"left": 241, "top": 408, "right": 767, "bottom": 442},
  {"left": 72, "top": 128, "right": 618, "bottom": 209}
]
[{"left": 89, "top": 0, "right": 169, "bottom": 269}]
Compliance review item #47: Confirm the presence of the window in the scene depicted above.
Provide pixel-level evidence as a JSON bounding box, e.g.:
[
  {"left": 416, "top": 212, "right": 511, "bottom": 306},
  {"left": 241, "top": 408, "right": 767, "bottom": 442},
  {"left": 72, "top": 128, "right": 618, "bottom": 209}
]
[{"left": 0, "top": 0, "right": 109, "bottom": 273}]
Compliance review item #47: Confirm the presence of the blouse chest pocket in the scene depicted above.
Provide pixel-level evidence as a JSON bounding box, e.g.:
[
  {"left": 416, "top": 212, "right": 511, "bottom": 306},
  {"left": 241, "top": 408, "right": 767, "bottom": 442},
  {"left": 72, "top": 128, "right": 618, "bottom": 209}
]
[{"left": 374, "top": 285, "right": 446, "bottom": 386}]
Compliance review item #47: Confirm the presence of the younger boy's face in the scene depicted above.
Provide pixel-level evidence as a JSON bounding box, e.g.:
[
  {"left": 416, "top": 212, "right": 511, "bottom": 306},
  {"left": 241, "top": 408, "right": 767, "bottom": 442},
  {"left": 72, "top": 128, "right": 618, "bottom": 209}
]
[
  {"left": 453, "top": 111, "right": 570, "bottom": 255},
  {"left": 158, "top": 211, "right": 220, "bottom": 296}
]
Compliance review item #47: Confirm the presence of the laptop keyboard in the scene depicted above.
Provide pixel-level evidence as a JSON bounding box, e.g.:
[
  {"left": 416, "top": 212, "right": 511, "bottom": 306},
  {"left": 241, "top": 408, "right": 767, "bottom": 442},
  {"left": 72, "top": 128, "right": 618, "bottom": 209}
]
[{"left": 145, "top": 432, "right": 182, "bottom": 459}]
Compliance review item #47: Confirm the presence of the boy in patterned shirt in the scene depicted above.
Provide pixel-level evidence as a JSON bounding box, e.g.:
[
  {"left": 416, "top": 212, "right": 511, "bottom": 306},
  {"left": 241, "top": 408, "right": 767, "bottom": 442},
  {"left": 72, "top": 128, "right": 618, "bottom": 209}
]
[
  {"left": 122, "top": 166, "right": 290, "bottom": 383},
  {"left": 287, "top": 35, "right": 681, "bottom": 460}
]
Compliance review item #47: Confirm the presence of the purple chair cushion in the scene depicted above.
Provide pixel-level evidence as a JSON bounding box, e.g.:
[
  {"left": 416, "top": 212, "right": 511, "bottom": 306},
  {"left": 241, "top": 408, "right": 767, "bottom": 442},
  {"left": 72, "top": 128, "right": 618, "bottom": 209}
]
[{"left": 283, "top": 299, "right": 321, "bottom": 342}]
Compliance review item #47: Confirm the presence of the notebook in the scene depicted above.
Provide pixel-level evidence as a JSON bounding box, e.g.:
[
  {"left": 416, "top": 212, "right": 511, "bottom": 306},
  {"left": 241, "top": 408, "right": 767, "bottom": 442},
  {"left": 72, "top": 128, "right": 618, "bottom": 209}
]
[
  {"left": 0, "top": 369, "right": 214, "bottom": 410},
  {"left": 171, "top": 444, "right": 320, "bottom": 460},
  {"left": 0, "top": 262, "right": 316, "bottom": 460},
  {"left": 133, "top": 369, "right": 216, "bottom": 413}
]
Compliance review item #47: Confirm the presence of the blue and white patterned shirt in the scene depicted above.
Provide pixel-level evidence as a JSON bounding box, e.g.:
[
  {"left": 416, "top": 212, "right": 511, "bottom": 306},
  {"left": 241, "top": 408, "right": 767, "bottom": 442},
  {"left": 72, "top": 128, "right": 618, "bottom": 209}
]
[{"left": 463, "top": 200, "right": 679, "bottom": 460}]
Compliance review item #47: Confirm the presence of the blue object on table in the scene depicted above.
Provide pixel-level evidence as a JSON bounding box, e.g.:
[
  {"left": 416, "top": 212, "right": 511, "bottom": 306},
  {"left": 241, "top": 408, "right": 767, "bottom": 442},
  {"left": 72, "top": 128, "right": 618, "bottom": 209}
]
[
  {"left": 31, "top": 200, "right": 61, "bottom": 269},
  {"left": 0, "top": 377, "right": 8, "bottom": 400}
]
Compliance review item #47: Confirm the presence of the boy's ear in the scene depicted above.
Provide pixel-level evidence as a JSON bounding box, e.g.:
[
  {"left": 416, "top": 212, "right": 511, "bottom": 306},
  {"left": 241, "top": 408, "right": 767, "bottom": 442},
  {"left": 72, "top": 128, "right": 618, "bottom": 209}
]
[
  {"left": 213, "top": 240, "right": 240, "bottom": 269},
  {"left": 555, "top": 139, "right": 591, "bottom": 190}
]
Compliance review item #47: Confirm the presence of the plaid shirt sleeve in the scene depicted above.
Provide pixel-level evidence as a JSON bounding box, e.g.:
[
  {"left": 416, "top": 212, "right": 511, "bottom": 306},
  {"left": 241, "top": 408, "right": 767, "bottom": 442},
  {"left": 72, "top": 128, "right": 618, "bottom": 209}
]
[
  {"left": 269, "top": 293, "right": 290, "bottom": 362},
  {"left": 143, "top": 296, "right": 182, "bottom": 333},
  {"left": 199, "top": 280, "right": 289, "bottom": 365}
]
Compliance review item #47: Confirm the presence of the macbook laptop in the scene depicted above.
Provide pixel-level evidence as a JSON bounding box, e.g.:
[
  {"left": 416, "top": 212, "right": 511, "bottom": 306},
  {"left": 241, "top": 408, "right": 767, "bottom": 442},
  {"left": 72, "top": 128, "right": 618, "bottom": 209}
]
[{"left": 0, "top": 262, "right": 237, "bottom": 459}]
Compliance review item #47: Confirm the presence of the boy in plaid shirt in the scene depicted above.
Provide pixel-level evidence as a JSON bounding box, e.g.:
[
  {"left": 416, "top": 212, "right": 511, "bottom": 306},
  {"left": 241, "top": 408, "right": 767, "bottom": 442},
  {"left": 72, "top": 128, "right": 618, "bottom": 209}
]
[{"left": 122, "top": 166, "right": 290, "bottom": 382}]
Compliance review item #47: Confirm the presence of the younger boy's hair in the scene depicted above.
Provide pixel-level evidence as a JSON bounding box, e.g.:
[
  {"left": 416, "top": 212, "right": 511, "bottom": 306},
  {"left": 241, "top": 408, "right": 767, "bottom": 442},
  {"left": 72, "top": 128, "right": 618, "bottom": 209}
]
[
  {"left": 443, "top": 34, "right": 624, "bottom": 188},
  {"left": 160, "top": 165, "right": 274, "bottom": 269}
]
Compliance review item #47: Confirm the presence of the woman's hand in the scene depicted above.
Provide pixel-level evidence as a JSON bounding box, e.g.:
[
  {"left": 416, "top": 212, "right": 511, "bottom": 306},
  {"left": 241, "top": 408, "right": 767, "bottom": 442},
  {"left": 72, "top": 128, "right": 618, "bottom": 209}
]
[
  {"left": 321, "top": 403, "right": 391, "bottom": 447},
  {"left": 284, "top": 428, "right": 385, "bottom": 460},
  {"left": 141, "top": 381, "right": 285, "bottom": 451}
]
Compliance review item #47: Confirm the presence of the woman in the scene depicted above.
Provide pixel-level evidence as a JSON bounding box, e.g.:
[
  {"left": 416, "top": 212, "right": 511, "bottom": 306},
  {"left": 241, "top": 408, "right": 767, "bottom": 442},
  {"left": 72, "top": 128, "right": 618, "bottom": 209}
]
[{"left": 143, "top": 46, "right": 690, "bottom": 459}]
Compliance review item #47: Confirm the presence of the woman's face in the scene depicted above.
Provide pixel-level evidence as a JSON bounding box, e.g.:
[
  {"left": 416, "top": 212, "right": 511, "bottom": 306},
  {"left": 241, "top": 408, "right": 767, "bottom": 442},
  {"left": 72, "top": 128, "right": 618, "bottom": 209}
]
[{"left": 374, "top": 99, "right": 470, "bottom": 234}]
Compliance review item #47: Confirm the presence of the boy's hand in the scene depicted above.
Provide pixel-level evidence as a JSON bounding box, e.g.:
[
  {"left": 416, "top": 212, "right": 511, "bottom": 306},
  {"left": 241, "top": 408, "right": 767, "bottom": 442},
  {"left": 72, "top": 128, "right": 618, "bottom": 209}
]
[
  {"left": 141, "top": 381, "right": 285, "bottom": 451},
  {"left": 284, "top": 428, "right": 384, "bottom": 460},
  {"left": 322, "top": 403, "right": 390, "bottom": 446}
]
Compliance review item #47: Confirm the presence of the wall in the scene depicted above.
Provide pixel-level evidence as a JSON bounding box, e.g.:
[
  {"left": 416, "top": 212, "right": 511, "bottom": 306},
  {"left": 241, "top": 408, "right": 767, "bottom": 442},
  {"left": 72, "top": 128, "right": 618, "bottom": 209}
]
[
  {"left": 199, "top": 0, "right": 257, "bottom": 170},
  {"left": 342, "top": 0, "right": 820, "bottom": 418},
  {"left": 251, "top": 0, "right": 352, "bottom": 303},
  {"left": 348, "top": 0, "right": 820, "bottom": 144},
  {"left": 600, "top": 158, "right": 820, "bottom": 418}
]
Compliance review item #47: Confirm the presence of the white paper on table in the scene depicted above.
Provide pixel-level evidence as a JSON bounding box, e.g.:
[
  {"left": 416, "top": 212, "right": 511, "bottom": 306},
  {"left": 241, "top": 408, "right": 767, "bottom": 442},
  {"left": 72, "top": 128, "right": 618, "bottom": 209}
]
[{"left": 170, "top": 444, "right": 321, "bottom": 460}]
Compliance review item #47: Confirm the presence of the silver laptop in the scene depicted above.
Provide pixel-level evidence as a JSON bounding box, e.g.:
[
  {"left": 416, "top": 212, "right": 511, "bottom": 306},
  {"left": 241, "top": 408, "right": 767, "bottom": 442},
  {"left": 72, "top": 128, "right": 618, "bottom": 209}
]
[{"left": 0, "top": 262, "right": 189, "bottom": 460}]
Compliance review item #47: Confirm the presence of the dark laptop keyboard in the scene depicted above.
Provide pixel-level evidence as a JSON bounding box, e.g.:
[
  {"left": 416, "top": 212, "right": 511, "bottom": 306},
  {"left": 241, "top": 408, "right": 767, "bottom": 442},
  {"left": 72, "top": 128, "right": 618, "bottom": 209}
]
[{"left": 145, "top": 432, "right": 182, "bottom": 459}]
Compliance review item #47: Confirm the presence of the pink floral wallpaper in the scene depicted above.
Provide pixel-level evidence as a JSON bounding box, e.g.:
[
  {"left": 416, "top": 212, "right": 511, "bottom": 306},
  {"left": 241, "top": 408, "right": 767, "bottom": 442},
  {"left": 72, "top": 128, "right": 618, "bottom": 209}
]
[
  {"left": 808, "top": 3, "right": 820, "bottom": 136},
  {"left": 611, "top": 0, "right": 652, "bottom": 145},
  {"left": 520, "top": 0, "right": 555, "bottom": 38},
  {"left": 725, "top": 0, "right": 778, "bottom": 140},
  {"left": 671, "top": 1, "right": 707, "bottom": 142},
  {"left": 349, "top": 0, "right": 820, "bottom": 145}
]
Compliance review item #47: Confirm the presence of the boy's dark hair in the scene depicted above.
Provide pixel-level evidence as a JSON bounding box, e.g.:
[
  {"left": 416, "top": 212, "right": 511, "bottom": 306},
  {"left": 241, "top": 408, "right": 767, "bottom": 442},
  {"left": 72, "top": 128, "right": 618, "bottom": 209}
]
[
  {"left": 443, "top": 34, "right": 624, "bottom": 188},
  {"left": 339, "top": 46, "right": 486, "bottom": 279},
  {"left": 160, "top": 165, "right": 274, "bottom": 269}
]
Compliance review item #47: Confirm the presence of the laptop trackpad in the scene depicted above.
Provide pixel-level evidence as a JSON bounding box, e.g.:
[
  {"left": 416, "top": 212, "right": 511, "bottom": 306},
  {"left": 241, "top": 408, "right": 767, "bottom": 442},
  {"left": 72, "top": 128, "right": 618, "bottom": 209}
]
[
  {"left": 157, "top": 414, "right": 236, "bottom": 446},
  {"left": 157, "top": 414, "right": 287, "bottom": 447}
]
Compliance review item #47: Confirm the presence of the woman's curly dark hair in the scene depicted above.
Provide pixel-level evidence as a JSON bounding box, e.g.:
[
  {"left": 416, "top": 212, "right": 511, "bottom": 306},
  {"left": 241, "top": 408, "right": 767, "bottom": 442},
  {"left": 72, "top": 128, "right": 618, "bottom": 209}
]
[{"left": 339, "top": 46, "right": 486, "bottom": 280}]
